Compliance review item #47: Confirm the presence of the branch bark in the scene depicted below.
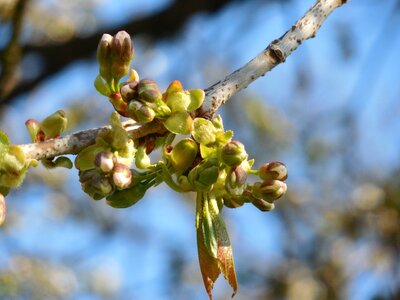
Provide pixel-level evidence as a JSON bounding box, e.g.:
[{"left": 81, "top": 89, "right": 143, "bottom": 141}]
[{"left": 18, "top": 0, "right": 348, "bottom": 160}]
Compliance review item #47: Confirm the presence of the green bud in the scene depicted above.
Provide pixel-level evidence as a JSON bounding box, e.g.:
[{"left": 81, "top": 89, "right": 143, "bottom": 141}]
[
  {"left": 225, "top": 165, "right": 247, "bottom": 195},
  {"left": 169, "top": 138, "right": 198, "bottom": 173},
  {"left": 154, "top": 104, "right": 171, "bottom": 119},
  {"left": 92, "top": 177, "right": 114, "bottom": 197},
  {"left": 259, "top": 161, "right": 288, "bottom": 181},
  {"left": 106, "top": 183, "right": 146, "bottom": 208},
  {"left": 135, "top": 146, "right": 151, "bottom": 169},
  {"left": 221, "top": 140, "right": 247, "bottom": 167},
  {"left": 40, "top": 110, "right": 67, "bottom": 139},
  {"left": 165, "top": 91, "right": 191, "bottom": 112},
  {"left": 97, "top": 33, "right": 113, "bottom": 82},
  {"left": 112, "top": 163, "right": 132, "bottom": 189},
  {"left": 188, "top": 159, "right": 220, "bottom": 192},
  {"left": 0, "top": 193, "right": 6, "bottom": 226},
  {"left": 137, "top": 79, "right": 162, "bottom": 103},
  {"left": 79, "top": 169, "right": 100, "bottom": 184},
  {"left": 95, "top": 151, "right": 115, "bottom": 173},
  {"left": 111, "top": 31, "right": 133, "bottom": 81},
  {"left": 163, "top": 112, "right": 193, "bottom": 135},
  {"left": 223, "top": 195, "right": 245, "bottom": 208},
  {"left": 25, "top": 119, "right": 41, "bottom": 142},
  {"left": 120, "top": 80, "right": 138, "bottom": 102},
  {"left": 137, "top": 105, "right": 156, "bottom": 123},
  {"left": 177, "top": 175, "right": 193, "bottom": 191},
  {"left": 252, "top": 180, "right": 287, "bottom": 203}
]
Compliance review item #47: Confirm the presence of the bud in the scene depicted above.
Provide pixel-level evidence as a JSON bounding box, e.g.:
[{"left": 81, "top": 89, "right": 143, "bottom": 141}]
[
  {"left": 112, "top": 163, "right": 132, "bottom": 189},
  {"left": 223, "top": 195, "right": 245, "bottom": 209},
  {"left": 177, "top": 175, "right": 193, "bottom": 191},
  {"left": 192, "top": 118, "right": 216, "bottom": 145},
  {"left": 137, "top": 79, "right": 162, "bottom": 103},
  {"left": 225, "top": 165, "right": 247, "bottom": 195},
  {"left": 95, "top": 151, "right": 115, "bottom": 173},
  {"left": 221, "top": 140, "right": 247, "bottom": 167},
  {"left": 252, "top": 180, "right": 287, "bottom": 203},
  {"left": 252, "top": 198, "right": 275, "bottom": 212},
  {"left": 92, "top": 177, "right": 114, "bottom": 197},
  {"left": 97, "top": 33, "right": 113, "bottom": 82},
  {"left": 25, "top": 119, "right": 41, "bottom": 142},
  {"left": 136, "top": 105, "right": 156, "bottom": 123},
  {"left": 188, "top": 159, "right": 220, "bottom": 192},
  {"left": 40, "top": 110, "right": 67, "bottom": 139},
  {"left": 259, "top": 162, "right": 288, "bottom": 181},
  {"left": 111, "top": 31, "right": 133, "bottom": 80},
  {"left": 0, "top": 193, "right": 6, "bottom": 226},
  {"left": 165, "top": 91, "right": 191, "bottom": 113},
  {"left": 120, "top": 80, "right": 138, "bottom": 102},
  {"left": 169, "top": 138, "right": 198, "bottom": 173}
]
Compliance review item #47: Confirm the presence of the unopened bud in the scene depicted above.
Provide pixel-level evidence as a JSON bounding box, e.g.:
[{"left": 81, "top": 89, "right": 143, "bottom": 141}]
[
  {"left": 97, "top": 33, "right": 113, "bottom": 82},
  {"left": 188, "top": 159, "right": 220, "bottom": 192},
  {"left": 177, "top": 175, "right": 193, "bottom": 191},
  {"left": 111, "top": 31, "right": 133, "bottom": 80},
  {"left": 137, "top": 79, "right": 162, "bottom": 103},
  {"left": 136, "top": 105, "right": 155, "bottom": 123},
  {"left": 223, "top": 195, "right": 245, "bottom": 208},
  {"left": 252, "top": 198, "right": 275, "bottom": 211},
  {"left": 40, "top": 110, "right": 67, "bottom": 139},
  {"left": 95, "top": 151, "right": 115, "bottom": 173},
  {"left": 92, "top": 177, "right": 114, "bottom": 197},
  {"left": 252, "top": 180, "right": 287, "bottom": 203},
  {"left": 120, "top": 80, "right": 138, "bottom": 102},
  {"left": 169, "top": 138, "right": 198, "bottom": 173},
  {"left": 259, "top": 162, "right": 288, "bottom": 181},
  {"left": 25, "top": 119, "right": 41, "bottom": 142},
  {"left": 112, "top": 163, "right": 132, "bottom": 189},
  {"left": 221, "top": 140, "right": 247, "bottom": 167},
  {"left": 226, "top": 166, "right": 247, "bottom": 195}
]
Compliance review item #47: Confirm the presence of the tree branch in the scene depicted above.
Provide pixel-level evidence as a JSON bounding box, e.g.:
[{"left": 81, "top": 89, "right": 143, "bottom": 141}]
[{"left": 18, "top": 0, "right": 348, "bottom": 160}]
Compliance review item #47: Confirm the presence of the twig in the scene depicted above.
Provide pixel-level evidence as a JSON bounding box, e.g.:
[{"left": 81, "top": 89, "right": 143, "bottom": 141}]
[{"left": 18, "top": 0, "right": 348, "bottom": 160}]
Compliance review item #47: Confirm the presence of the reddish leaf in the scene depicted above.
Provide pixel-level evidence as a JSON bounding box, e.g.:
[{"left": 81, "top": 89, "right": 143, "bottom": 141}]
[{"left": 196, "top": 192, "right": 238, "bottom": 299}]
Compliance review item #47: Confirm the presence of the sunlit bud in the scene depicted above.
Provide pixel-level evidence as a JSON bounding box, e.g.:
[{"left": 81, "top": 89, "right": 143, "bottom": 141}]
[
  {"left": 136, "top": 105, "right": 156, "bottom": 123},
  {"left": 223, "top": 195, "right": 245, "bottom": 209},
  {"left": 97, "top": 33, "right": 113, "bottom": 82},
  {"left": 111, "top": 31, "right": 134, "bottom": 80},
  {"left": 192, "top": 118, "right": 216, "bottom": 145},
  {"left": 252, "top": 180, "right": 287, "bottom": 203},
  {"left": 169, "top": 138, "right": 198, "bottom": 173},
  {"left": 92, "top": 177, "right": 114, "bottom": 197},
  {"left": 225, "top": 165, "right": 247, "bottom": 195},
  {"left": 95, "top": 151, "right": 115, "bottom": 173},
  {"left": 112, "top": 163, "right": 132, "bottom": 189},
  {"left": 120, "top": 80, "right": 138, "bottom": 102},
  {"left": 165, "top": 91, "right": 191, "bottom": 112},
  {"left": 135, "top": 146, "right": 151, "bottom": 169},
  {"left": 25, "top": 119, "right": 41, "bottom": 142},
  {"left": 252, "top": 198, "right": 275, "bottom": 212},
  {"left": 177, "top": 175, "right": 193, "bottom": 191},
  {"left": 2, "top": 145, "right": 26, "bottom": 173},
  {"left": 188, "top": 159, "right": 220, "bottom": 192},
  {"left": 221, "top": 140, "right": 247, "bottom": 167},
  {"left": 137, "top": 79, "right": 162, "bottom": 103},
  {"left": 127, "top": 100, "right": 141, "bottom": 121},
  {"left": 259, "top": 161, "right": 288, "bottom": 181},
  {"left": 40, "top": 110, "right": 67, "bottom": 139},
  {"left": 154, "top": 104, "right": 171, "bottom": 119},
  {"left": 0, "top": 193, "right": 6, "bottom": 226}
]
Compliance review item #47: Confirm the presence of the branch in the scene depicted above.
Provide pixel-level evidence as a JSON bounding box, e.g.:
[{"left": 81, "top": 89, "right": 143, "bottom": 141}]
[{"left": 18, "top": 0, "right": 348, "bottom": 160}]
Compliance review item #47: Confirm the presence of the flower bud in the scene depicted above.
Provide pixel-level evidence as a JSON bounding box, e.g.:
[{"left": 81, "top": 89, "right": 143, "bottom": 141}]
[
  {"left": 137, "top": 79, "right": 162, "bottom": 103},
  {"left": 221, "top": 140, "right": 247, "bottom": 167},
  {"left": 225, "top": 165, "right": 247, "bottom": 195},
  {"left": 79, "top": 169, "right": 100, "bottom": 184},
  {"left": 40, "top": 110, "right": 67, "bottom": 139},
  {"left": 0, "top": 193, "right": 6, "bottom": 226},
  {"left": 112, "top": 163, "right": 132, "bottom": 189},
  {"left": 136, "top": 105, "right": 156, "bottom": 123},
  {"left": 97, "top": 33, "right": 113, "bottom": 82},
  {"left": 259, "top": 161, "right": 288, "bottom": 181},
  {"left": 177, "top": 175, "right": 193, "bottom": 191},
  {"left": 188, "top": 159, "right": 220, "bottom": 192},
  {"left": 223, "top": 195, "right": 245, "bottom": 209},
  {"left": 95, "top": 151, "right": 115, "bottom": 173},
  {"left": 111, "top": 31, "right": 133, "bottom": 80},
  {"left": 252, "top": 180, "right": 287, "bottom": 203},
  {"left": 92, "top": 177, "right": 114, "bottom": 197},
  {"left": 120, "top": 80, "right": 138, "bottom": 102},
  {"left": 169, "top": 138, "right": 198, "bottom": 173},
  {"left": 252, "top": 198, "right": 275, "bottom": 212},
  {"left": 25, "top": 119, "right": 41, "bottom": 142}
]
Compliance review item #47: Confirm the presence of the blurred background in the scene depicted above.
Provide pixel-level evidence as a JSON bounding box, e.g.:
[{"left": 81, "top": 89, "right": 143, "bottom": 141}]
[{"left": 1, "top": 0, "right": 399, "bottom": 299}]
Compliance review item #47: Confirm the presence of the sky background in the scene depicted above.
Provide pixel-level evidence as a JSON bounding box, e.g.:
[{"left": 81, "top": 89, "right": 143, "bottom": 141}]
[{"left": 1, "top": 0, "right": 400, "bottom": 299}]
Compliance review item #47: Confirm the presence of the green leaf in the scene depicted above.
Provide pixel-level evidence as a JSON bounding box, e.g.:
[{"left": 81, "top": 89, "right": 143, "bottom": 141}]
[
  {"left": 187, "top": 89, "right": 205, "bottom": 112},
  {"left": 106, "top": 184, "right": 146, "bottom": 208},
  {"left": 109, "top": 112, "right": 129, "bottom": 149},
  {"left": 94, "top": 75, "right": 112, "bottom": 96},
  {"left": 163, "top": 112, "right": 193, "bottom": 135},
  {"left": 75, "top": 144, "right": 109, "bottom": 171},
  {"left": 0, "top": 130, "right": 10, "bottom": 145},
  {"left": 192, "top": 118, "right": 216, "bottom": 145}
]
